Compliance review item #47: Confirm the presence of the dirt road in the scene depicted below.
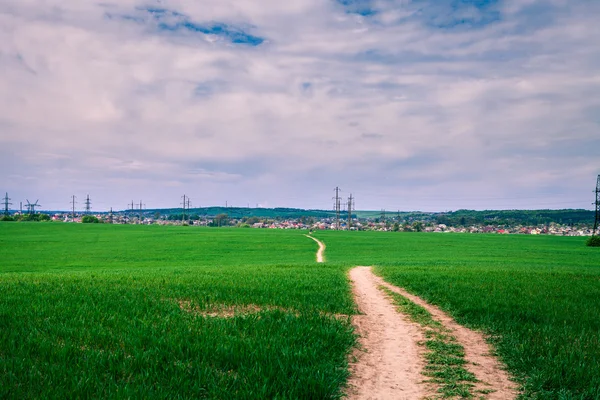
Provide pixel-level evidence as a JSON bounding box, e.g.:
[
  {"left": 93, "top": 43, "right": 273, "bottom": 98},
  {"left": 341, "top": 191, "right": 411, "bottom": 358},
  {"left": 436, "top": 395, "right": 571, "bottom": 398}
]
[
  {"left": 305, "top": 235, "right": 325, "bottom": 263},
  {"left": 347, "top": 266, "right": 517, "bottom": 400}
]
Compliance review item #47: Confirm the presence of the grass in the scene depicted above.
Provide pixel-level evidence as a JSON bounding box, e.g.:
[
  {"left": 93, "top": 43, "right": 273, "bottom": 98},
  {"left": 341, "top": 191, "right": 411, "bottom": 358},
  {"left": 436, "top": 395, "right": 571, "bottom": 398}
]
[
  {"left": 382, "top": 287, "right": 477, "bottom": 399},
  {"left": 315, "top": 230, "right": 600, "bottom": 400},
  {"left": 0, "top": 224, "right": 356, "bottom": 398},
  {"left": 4, "top": 223, "right": 600, "bottom": 399},
  {"left": 0, "top": 223, "right": 317, "bottom": 273}
]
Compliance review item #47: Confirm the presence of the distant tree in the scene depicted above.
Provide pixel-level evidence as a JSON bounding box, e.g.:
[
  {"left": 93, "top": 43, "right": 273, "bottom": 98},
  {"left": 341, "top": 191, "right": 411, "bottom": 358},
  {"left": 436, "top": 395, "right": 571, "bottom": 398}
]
[
  {"left": 213, "top": 213, "right": 229, "bottom": 227},
  {"left": 412, "top": 221, "right": 424, "bottom": 232},
  {"left": 82, "top": 215, "right": 100, "bottom": 224},
  {"left": 392, "top": 222, "right": 400, "bottom": 232},
  {"left": 246, "top": 216, "right": 260, "bottom": 225},
  {"left": 0, "top": 215, "right": 14, "bottom": 221}
]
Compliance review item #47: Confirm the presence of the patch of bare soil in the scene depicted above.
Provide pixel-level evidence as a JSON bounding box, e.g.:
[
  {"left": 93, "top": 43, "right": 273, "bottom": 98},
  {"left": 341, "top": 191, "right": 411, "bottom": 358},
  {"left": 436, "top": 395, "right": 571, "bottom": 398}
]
[
  {"left": 372, "top": 270, "right": 518, "bottom": 400},
  {"left": 347, "top": 266, "right": 433, "bottom": 400},
  {"left": 174, "top": 300, "right": 347, "bottom": 320}
]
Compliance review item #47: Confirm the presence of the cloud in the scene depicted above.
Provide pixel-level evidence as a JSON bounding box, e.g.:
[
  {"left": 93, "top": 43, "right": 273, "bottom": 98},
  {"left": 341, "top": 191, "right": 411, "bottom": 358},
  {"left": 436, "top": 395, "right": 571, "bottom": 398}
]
[{"left": 0, "top": 0, "right": 598, "bottom": 211}]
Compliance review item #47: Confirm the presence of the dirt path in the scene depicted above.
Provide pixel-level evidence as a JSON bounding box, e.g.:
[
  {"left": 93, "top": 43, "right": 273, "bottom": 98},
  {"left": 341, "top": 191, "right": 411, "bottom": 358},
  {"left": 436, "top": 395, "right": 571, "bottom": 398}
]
[
  {"left": 369, "top": 268, "right": 518, "bottom": 400},
  {"left": 347, "top": 266, "right": 430, "bottom": 399},
  {"left": 304, "top": 235, "right": 325, "bottom": 263}
]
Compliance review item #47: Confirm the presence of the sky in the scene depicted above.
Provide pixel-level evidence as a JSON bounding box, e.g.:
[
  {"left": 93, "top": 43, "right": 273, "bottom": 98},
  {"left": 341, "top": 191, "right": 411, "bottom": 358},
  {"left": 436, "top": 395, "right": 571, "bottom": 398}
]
[{"left": 1, "top": 0, "right": 599, "bottom": 212}]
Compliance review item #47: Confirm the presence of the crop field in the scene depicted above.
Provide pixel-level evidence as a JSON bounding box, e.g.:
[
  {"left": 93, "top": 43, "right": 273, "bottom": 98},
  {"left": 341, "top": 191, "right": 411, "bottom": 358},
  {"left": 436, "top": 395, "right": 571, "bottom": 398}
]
[
  {"left": 0, "top": 224, "right": 355, "bottom": 398},
  {"left": 2, "top": 224, "right": 600, "bottom": 399},
  {"left": 315, "top": 231, "right": 600, "bottom": 399}
]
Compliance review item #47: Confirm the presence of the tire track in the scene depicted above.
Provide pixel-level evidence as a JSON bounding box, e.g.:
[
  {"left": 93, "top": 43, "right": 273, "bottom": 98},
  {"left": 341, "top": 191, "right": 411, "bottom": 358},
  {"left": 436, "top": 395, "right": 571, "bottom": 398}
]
[{"left": 347, "top": 266, "right": 432, "bottom": 399}]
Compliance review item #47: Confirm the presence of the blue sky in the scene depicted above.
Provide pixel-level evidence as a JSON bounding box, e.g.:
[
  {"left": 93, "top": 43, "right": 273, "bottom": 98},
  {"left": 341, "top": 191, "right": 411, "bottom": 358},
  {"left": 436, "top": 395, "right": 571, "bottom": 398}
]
[{"left": 0, "top": 0, "right": 599, "bottom": 211}]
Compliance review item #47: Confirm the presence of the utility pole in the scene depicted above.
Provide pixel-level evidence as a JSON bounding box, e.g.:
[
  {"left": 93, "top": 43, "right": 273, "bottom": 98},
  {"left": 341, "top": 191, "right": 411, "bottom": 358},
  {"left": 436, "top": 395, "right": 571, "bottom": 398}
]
[
  {"left": 19, "top": 201, "right": 22, "bottom": 215},
  {"left": 3, "top": 193, "right": 11, "bottom": 216},
  {"left": 333, "top": 187, "right": 341, "bottom": 230},
  {"left": 381, "top": 209, "right": 386, "bottom": 224},
  {"left": 109, "top": 207, "right": 113, "bottom": 224},
  {"left": 139, "top": 200, "right": 144, "bottom": 223},
  {"left": 84, "top": 195, "right": 91, "bottom": 214},
  {"left": 71, "top": 195, "right": 77, "bottom": 220},
  {"left": 347, "top": 194, "right": 354, "bottom": 231},
  {"left": 593, "top": 174, "right": 600, "bottom": 237}
]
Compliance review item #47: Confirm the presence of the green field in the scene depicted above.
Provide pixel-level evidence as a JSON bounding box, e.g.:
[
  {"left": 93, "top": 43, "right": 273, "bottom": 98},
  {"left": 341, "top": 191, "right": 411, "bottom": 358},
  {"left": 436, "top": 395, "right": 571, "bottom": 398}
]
[
  {"left": 314, "top": 231, "right": 600, "bottom": 399},
  {"left": 0, "top": 224, "right": 355, "bottom": 398},
  {"left": 2, "top": 224, "right": 600, "bottom": 399}
]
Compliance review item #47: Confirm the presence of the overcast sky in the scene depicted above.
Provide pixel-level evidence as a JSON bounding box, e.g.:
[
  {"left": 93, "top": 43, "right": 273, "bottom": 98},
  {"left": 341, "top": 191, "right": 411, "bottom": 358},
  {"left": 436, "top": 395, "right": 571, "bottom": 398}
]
[{"left": 1, "top": 0, "right": 599, "bottom": 212}]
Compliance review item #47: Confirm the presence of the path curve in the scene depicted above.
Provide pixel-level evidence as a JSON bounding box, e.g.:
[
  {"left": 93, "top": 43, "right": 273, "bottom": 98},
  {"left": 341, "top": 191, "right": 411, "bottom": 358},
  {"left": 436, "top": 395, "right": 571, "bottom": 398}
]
[
  {"left": 304, "top": 235, "right": 325, "bottom": 263},
  {"left": 347, "top": 266, "right": 429, "bottom": 400},
  {"left": 371, "top": 269, "right": 517, "bottom": 399}
]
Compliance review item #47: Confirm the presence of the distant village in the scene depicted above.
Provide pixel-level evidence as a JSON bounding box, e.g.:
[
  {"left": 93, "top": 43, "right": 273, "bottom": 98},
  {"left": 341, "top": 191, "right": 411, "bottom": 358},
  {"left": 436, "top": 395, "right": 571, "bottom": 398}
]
[{"left": 25, "top": 210, "right": 596, "bottom": 237}]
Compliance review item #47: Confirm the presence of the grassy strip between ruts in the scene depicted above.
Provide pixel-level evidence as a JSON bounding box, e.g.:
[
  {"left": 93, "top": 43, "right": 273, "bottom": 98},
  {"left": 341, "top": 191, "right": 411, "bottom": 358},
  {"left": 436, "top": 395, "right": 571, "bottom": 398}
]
[{"left": 381, "top": 287, "right": 479, "bottom": 399}]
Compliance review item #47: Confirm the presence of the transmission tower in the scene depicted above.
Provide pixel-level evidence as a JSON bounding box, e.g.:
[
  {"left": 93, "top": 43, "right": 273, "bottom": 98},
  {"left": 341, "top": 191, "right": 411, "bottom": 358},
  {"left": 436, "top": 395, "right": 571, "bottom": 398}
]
[
  {"left": 84, "top": 195, "right": 91, "bottom": 214},
  {"left": 593, "top": 174, "right": 600, "bottom": 237},
  {"left": 109, "top": 207, "right": 113, "bottom": 224},
  {"left": 181, "top": 195, "right": 188, "bottom": 223},
  {"left": 333, "top": 187, "right": 341, "bottom": 230},
  {"left": 71, "top": 195, "right": 77, "bottom": 220},
  {"left": 3, "top": 193, "right": 11, "bottom": 216},
  {"left": 347, "top": 194, "right": 354, "bottom": 230},
  {"left": 140, "top": 200, "right": 143, "bottom": 223},
  {"left": 187, "top": 198, "right": 192, "bottom": 223},
  {"left": 25, "top": 200, "right": 41, "bottom": 215}
]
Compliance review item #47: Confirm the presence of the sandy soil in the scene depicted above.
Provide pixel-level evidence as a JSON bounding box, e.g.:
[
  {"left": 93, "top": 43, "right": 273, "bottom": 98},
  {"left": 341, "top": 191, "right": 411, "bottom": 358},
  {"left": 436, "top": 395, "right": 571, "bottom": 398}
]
[
  {"left": 372, "top": 269, "right": 518, "bottom": 399},
  {"left": 304, "top": 235, "right": 325, "bottom": 263},
  {"left": 347, "top": 266, "right": 431, "bottom": 400}
]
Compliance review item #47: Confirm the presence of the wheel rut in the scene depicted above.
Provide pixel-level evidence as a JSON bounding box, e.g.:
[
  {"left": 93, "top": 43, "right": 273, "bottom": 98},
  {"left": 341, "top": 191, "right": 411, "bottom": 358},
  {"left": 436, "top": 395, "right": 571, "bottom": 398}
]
[{"left": 347, "top": 266, "right": 431, "bottom": 399}]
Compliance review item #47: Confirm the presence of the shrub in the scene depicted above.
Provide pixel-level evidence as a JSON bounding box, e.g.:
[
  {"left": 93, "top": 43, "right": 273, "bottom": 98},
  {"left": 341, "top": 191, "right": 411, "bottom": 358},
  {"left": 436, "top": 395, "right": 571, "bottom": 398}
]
[
  {"left": 81, "top": 215, "right": 99, "bottom": 224},
  {"left": 587, "top": 236, "right": 600, "bottom": 247}
]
